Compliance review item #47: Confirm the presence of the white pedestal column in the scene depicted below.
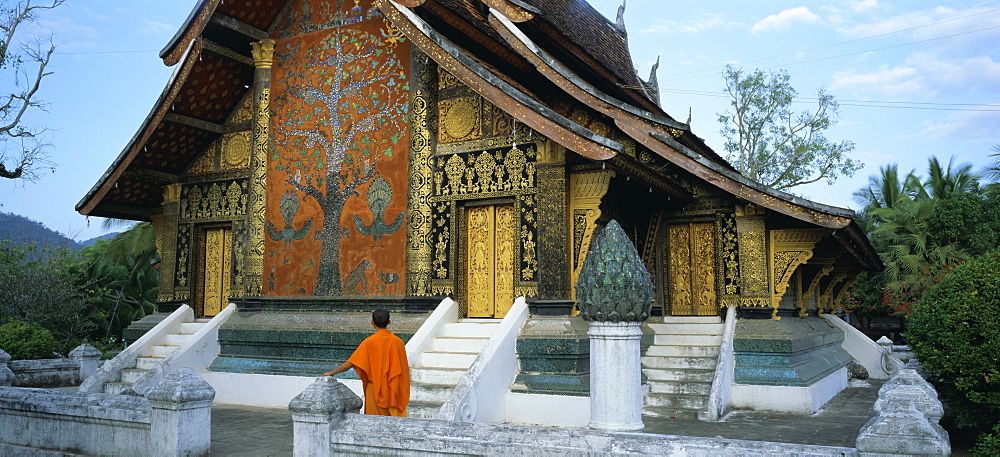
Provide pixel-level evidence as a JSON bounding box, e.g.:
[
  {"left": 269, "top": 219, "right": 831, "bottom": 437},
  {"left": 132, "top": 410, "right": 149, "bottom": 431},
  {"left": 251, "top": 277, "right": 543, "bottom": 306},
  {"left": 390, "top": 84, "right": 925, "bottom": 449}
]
[{"left": 588, "top": 321, "right": 644, "bottom": 431}]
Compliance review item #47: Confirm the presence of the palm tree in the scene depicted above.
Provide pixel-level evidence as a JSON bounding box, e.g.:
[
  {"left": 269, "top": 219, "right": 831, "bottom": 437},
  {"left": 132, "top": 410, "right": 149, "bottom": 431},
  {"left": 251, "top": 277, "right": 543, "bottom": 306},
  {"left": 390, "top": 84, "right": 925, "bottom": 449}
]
[
  {"left": 921, "top": 156, "right": 979, "bottom": 200},
  {"left": 984, "top": 145, "right": 1000, "bottom": 195}
]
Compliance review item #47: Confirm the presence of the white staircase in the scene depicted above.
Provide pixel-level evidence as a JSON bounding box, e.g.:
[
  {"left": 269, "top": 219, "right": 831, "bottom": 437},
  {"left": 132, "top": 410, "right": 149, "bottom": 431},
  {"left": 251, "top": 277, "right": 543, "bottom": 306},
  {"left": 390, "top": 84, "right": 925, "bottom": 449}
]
[
  {"left": 642, "top": 316, "right": 724, "bottom": 419},
  {"left": 408, "top": 319, "right": 501, "bottom": 418},
  {"left": 103, "top": 318, "right": 211, "bottom": 394}
]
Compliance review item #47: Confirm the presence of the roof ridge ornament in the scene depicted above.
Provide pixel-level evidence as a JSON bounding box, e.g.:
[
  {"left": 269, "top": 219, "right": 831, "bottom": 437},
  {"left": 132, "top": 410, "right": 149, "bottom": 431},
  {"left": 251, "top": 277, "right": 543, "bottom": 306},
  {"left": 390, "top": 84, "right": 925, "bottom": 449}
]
[
  {"left": 614, "top": 0, "right": 627, "bottom": 36},
  {"left": 644, "top": 56, "right": 660, "bottom": 106}
]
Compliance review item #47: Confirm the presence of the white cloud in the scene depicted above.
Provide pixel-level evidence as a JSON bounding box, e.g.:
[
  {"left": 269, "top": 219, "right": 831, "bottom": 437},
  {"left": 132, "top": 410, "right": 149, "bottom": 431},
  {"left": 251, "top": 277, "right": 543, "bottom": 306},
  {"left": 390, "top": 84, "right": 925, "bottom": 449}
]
[
  {"left": 851, "top": 0, "right": 879, "bottom": 13},
  {"left": 831, "top": 65, "right": 928, "bottom": 97},
  {"left": 908, "top": 53, "right": 1000, "bottom": 91},
  {"left": 923, "top": 110, "right": 1000, "bottom": 140},
  {"left": 752, "top": 7, "right": 822, "bottom": 34},
  {"left": 643, "top": 14, "right": 728, "bottom": 34}
]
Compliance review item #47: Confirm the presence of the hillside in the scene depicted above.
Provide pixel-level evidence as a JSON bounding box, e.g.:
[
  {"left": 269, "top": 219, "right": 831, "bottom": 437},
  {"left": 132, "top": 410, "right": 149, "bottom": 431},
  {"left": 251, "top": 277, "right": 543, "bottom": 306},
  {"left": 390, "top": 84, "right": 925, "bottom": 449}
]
[{"left": 0, "top": 212, "right": 80, "bottom": 250}]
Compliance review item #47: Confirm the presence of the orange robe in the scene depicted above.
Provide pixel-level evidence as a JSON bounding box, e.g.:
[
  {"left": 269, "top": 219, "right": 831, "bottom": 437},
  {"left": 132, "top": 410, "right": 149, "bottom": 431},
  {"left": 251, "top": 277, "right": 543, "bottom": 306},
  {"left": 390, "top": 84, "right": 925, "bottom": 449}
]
[{"left": 347, "top": 328, "right": 410, "bottom": 416}]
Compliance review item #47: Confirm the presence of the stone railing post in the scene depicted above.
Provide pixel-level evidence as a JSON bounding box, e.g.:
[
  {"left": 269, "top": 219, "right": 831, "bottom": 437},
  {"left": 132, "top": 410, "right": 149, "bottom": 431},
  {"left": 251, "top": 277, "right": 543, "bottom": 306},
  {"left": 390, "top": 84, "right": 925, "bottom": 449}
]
[
  {"left": 575, "top": 220, "right": 654, "bottom": 432},
  {"left": 0, "top": 349, "right": 13, "bottom": 386},
  {"left": 289, "top": 377, "right": 363, "bottom": 457},
  {"left": 876, "top": 336, "right": 893, "bottom": 354},
  {"left": 856, "top": 363, "right": 950, "bottom": 456},
  {"left": 69, "top": 344, "right": 102, "bottom": 382},
  {"left": 146, "top": 368, "right": 216, "bottom": 456}
]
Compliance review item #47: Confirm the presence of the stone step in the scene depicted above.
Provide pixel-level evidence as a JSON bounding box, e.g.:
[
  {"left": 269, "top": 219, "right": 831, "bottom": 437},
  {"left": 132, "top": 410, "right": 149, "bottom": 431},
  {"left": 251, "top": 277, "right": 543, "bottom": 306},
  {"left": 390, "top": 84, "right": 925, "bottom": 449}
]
[
  {"left": 641, "top": 355, "right": 718, "bottom": 370},
  {"left": 178, "top": 322, "right": 205, "bottom": 334},
  {"left": 656, "top": 316, "right": 723, "bottom": 325},
  {"left": 641, "top": 368, "right": 714, "bottom": 383},
  {"left": 143, "top": 345, "right": 179, "bottom": 358},
  {"left": 457, "top": 318, "right": 502, "bottom": 324},
  {"left": 104, "top": 381, "right": 134, "bottom": 395},
  {"left": 410, "top": 367, "right": 464, "bottom": 385},
  {"left": 647, "top": 380, "right": 712, "bottom": 396},
  {"left": 431, "top": 336, "right": 489, "bottom": 353},
  {"left": 642, "top": 405, "right": 701, "bottom": 420},
  {"left": 407, "top": 400, "right": 443, "bottom": 419},
  {"left": 136, "top": 356, "right": 164, "bottom": 370},
  {"left": 647, "top": 323, "right": 725, "bottom": 335},
  {"left": 194, "top": 318, "right": 212, "bottom": 323},
  {"left": 410, "top": 383, "right": 454, "bottom": 403},
  {"left": 644, "top": 344, "right": 719, "bottom": 358},
  {"left": 419, "top": 351, "right": 477, "bottom": 370},
  {"left": 644, "top": 393, "right": 707, "bottom": 409},
  {"left": 440, "top": 322, "right": 500, "bottom": 338},
  {"left": 163, "top": 333, "right": 192, "bottom": 346},
  {"left": 652, "top": 334, "right": 722, "bottom": 346},
  {"left": 120, "top": 368, "right": 150, "bottom": 384}
]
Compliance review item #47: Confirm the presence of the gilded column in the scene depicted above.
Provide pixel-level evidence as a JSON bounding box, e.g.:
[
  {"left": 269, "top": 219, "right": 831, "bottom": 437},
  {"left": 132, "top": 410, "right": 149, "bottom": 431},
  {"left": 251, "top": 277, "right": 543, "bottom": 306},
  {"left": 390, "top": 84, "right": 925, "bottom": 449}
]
[
  {"left": 535, "top": 141, "right": 571, "bottom": 302},
  {"left": 568, "top": 169, "right": 615, "bottom": 298},
  {"left": 734, "top": 205, "right": 771, "bottom": 316},
  {"left": 406, "top": 50, "right": 436, "bottom": 296},
  {"left": 157, "top": 184, "right": 182, "bottom": 303},
  {"left": 243, "top": 39, "right": 274, "bottom": 297}
]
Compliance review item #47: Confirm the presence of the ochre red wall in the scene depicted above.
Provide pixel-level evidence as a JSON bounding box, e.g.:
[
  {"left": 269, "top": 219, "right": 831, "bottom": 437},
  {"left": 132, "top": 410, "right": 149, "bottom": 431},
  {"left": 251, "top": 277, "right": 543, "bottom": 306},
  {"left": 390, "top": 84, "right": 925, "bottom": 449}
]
[{"left": 264, "top": 0, "right": 411, "bottom": 297}]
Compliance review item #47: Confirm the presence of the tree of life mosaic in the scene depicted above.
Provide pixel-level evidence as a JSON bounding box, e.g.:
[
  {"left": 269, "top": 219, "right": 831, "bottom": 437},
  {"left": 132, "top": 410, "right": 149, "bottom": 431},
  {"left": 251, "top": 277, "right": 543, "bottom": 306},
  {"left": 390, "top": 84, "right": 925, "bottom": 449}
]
[{"left": 269, "top": 6, "right": 410, "bottom": 297}]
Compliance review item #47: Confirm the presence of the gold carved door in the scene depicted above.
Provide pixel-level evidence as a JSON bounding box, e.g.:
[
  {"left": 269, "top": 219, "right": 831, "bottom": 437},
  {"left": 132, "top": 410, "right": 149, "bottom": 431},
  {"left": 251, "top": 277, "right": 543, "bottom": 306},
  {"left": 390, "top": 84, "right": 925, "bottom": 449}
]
[
  {"left": 465, "top": 204, "right": 515, "bottom": 318},
  {"left": 202, "top": 227, "right": 232, "bottom": 317},
  {"left": 668, "top": 223, "right": 717, "bottom": 316}
]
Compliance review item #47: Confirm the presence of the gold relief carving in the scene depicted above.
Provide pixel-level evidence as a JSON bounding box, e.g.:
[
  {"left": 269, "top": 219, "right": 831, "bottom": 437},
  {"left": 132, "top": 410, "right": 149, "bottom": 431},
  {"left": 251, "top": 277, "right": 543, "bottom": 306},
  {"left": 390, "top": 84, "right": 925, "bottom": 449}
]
[
  {"left": 802, "top": 264, "right": 834, "bottom": 317},
  {"left": 435, "top": 131, "right": 540, "bottom": 155},
  {"left": 163, "top": 184, "right": 182, "bottom": 203},
  {"left": 187, "top": 143, "right": 217, "bottom": 174},
  {"left": 736, "top": 216, "right": 770, "bottom": 310},
  {"left": 181, "top": 180, "right": 248, "bottom": 222},
  {"left": 244, "top": 84, "right": 269, "bottom": 297},
  {"left": 251, "top": 39, "right": 276, "bottom": 69},
  {"left": 440, "top": 97, "right": 481, "bottom": 143},
  {"left": 569, "top": 170, "right": 615, "bottom": 294},
  {"left": 229, "top": 95, "right": 253, "bottom": 124},
  {"left": 692, "top": 223, "right": 717, "bottom": 315},
  {"left": 466, "top": 205, "right": 492, "bottom": 317},
  {"left": 473, "top": 151, "right": 498, "bottom": 193},
  {"left": 668, "top": 225, "right": 692, "bottom": 315},
  {"left": 833, "top": 277, "right": 858, "bottom": 312},
  {"left": 202, "top": 227, "right": 232, "bottom": 317},
  {"left": 536, "top": 140, "right": 565, "bottom": 164},
  {"left": 465, "top": 204, "right": 515, "bottom": 318},
  {"left": 769, "top": 229, "right": 826, "bottom": 316},
  {"left": 221, "top": 131, "right": 251, "bottom": 170},
  {"left": 495, "top": 204, "right": 515, "bottom": 318},
  {"left": 819, "top": 273, "right": 848, "bottom": 316}
]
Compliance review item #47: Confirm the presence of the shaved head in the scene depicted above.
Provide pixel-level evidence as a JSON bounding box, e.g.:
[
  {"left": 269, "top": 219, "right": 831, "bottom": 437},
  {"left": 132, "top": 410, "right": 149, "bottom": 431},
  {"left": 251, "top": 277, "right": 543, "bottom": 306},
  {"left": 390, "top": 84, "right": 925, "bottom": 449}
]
[{"left": 372, "top": 309, "right": 390, "bottom": 328}]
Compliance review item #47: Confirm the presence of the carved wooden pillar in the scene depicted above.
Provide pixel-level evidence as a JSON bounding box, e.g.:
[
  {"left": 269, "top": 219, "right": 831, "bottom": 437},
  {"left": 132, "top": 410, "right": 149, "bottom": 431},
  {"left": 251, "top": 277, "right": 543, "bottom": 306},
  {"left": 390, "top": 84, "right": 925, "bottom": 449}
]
[
  {"left": 406, "top": 50, "right": 437, "bottom": 296},
  {"left": 768, "top": 229, "right": 825, "bottom": 319},
  {"left": 734, "top": 205, "right": 771, "bottom": 316},
  {"left": 535, "top": 141, "right": 571, "bottom": 303},
  {"left": 568, "top": 169, "right": 615, "bottom": 299},
  {"left": 242, "top": 39, "right": 274, "bottom": 297},
  {"left": 157, "top": 183, "right": 182, "bottom": 302}
]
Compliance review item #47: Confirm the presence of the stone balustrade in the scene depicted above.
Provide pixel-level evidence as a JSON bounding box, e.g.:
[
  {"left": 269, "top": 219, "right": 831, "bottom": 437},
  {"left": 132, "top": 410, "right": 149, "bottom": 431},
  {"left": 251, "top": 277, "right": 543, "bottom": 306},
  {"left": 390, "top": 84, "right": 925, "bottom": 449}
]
[
  {"left": 855, "top": 361, "right": 950, "bottom": 456},
  {"left": 0, "top": 344, "right": 102, "bottom": 388},
  {"left": 0, "top": 367, "right": 214, "bottom": 456}
]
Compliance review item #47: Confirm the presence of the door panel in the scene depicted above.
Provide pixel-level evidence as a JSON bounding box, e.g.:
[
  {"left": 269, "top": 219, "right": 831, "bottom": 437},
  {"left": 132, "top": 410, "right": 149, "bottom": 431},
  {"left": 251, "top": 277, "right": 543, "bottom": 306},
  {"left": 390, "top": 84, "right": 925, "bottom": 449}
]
[
  {"left": 465, "top": 204, "right": 515, "bottom": 318},
  {"left": 202, "top": 227, "right": 232, "bottom": 317},
  {"left": 668, "top": 223, "right": 717, "bottom": 316}
]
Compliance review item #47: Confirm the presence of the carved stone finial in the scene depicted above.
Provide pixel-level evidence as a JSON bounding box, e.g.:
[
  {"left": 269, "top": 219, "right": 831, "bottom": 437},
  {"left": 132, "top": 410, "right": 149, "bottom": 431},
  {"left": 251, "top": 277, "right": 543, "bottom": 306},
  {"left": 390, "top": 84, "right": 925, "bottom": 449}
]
[
  {"left": 251, "top": 39, "right": 276, "bottom": 68},
  {"left": 575, "top": 219, "right": 654, "bottom": 322}
]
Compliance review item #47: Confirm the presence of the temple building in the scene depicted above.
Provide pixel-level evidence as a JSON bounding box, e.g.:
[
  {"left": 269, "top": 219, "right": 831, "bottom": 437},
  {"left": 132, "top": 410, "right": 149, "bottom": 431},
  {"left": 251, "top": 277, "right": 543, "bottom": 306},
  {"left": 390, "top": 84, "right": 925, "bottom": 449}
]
[{"left": 77, "top": 0, "right": 882, "bottom": 423}]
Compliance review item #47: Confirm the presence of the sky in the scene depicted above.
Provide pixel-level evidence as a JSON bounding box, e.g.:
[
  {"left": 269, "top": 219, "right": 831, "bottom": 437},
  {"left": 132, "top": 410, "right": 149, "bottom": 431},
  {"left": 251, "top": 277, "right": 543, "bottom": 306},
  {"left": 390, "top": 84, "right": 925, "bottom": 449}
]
[{"left": 0, "top": 0, "right": 997, "bottom": 241}]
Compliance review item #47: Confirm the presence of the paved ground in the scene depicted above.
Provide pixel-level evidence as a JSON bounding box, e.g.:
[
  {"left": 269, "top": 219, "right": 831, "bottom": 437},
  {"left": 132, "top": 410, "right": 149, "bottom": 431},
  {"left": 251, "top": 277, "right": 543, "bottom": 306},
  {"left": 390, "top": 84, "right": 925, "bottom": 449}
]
[{"left": 210, "top": 380, "right": 883, "bottom": 455}]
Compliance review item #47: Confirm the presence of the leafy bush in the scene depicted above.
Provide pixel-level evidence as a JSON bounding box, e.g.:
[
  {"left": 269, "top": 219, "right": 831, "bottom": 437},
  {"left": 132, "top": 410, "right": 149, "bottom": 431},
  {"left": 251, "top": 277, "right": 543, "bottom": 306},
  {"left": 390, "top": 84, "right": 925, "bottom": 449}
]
[
  {"left": 0, "top": 320, "right": 60, "bottom": 359},
  {"left": 906, "top": 253, "right": 1000, "bottom": 436},
  {"left": 976, "top": 422, "right": 1000, "bottom": 457}
]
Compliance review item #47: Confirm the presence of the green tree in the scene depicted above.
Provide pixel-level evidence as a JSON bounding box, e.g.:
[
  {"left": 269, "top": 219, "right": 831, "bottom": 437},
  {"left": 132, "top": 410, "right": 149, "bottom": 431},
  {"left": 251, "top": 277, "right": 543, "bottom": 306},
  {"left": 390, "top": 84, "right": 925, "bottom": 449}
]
[
  {"left": 0, "top": 240, "right": 92, "bottom": 353},
  {"left": 718, "top": 65, "right": 861, "bottom": 191},
  {"left": 906, "top": 253, "right": 1000, "bottom": 446},
  {"left": 0, "top": 0, "right": 63, "bottom": 181}
]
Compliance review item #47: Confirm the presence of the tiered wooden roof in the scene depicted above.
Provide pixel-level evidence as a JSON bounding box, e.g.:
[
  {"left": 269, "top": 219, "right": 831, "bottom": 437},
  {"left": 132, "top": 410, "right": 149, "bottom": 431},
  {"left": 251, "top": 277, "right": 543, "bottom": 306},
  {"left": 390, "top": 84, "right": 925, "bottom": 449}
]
[{"left": 76, "top": 0, "right": 880, "bottom": 269}]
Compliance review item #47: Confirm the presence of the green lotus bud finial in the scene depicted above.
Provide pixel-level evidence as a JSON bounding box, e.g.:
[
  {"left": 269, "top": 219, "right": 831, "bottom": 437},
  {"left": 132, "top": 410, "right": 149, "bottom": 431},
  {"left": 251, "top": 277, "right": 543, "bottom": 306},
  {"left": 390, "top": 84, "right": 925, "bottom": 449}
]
[{"left": 575, "top": 219, "right": 654, "bottom": 322}]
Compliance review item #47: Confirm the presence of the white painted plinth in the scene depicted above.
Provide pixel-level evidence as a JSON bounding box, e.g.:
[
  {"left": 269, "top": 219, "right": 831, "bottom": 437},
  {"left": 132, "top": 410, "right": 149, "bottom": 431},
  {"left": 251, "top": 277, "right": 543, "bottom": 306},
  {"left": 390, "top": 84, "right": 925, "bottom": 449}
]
[
  {"left": 588, "top": 321, "right": 644, "bottom": 431},
  {"left": 730, "top": 367, "right": 848, "bottom": 414}
]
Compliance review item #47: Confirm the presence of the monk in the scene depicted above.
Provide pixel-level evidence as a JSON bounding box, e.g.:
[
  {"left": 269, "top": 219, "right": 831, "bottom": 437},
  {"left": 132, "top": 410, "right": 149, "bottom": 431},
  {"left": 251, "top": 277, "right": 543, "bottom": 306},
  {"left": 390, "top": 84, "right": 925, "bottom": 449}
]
[{"left": 323, "top": 308, "right": 410, "bottom": 416}]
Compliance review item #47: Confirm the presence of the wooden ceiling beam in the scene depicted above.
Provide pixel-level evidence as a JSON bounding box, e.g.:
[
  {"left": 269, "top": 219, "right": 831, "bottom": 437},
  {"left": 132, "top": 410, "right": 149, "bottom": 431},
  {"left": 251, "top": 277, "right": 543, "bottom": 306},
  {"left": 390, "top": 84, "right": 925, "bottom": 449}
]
[
  {"left": 164, "top": 112, "right": 224, "bottom": 134},
  {"left": 202, "top": 39, "right": 253, "bottom": 66},
  {"left": 210, "top": 12, "right": 268, "bottom": 41},
  {"left": 123, "top": 167, "right": 180, "bottom": 184}
]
